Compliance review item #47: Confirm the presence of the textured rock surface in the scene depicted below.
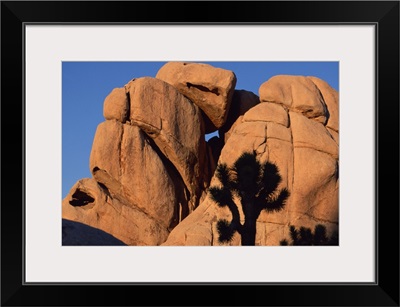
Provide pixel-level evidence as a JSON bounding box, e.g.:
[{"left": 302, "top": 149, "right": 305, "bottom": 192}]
[
  {"left": 308, "top": 76, "right": 339, "bottom": 133},
  {"left": 259, "top": 75, "right": 328, "bottom": 124},
  {"left": 89, "top": 120, "right": 187, "bottom": 229},
  {"left": 103, "top": 87, "right": 129, "bottom": 122},
  {"left": 63, "top": 74, "right": 209, "bottom": 245},
  {"left": 62, "top": 66, "right": 339, "bottom": 247},
  {"left": 126, "top": 77, "right": 207, "bottom": 210},
  {"left": 156, "top": 62, "right": 237, "bottom": 133},
  {"left": 62, "top": 178, "right": 172, "bottom": 245},
  {"left": 163, "top": 75, "right": 339, "bottom": 246}
]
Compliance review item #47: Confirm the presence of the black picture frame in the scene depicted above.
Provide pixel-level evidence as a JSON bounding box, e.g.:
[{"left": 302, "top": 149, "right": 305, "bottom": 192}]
[{"left": 1, "top": 1, "right": 399, "bottom": 306}]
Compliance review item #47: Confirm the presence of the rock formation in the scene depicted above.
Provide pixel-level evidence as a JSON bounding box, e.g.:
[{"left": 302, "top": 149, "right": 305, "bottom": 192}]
[
  {"left": 156, "top": 62, "right": 237, "bottom": 133},
  {"left": 63, "top": 62, "right": 339, "bottom": 246}
]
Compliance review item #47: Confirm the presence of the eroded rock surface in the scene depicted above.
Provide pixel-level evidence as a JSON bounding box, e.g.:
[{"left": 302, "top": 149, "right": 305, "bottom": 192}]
[
  {"left": 62, "top": 178, "right": 172, "bottom": 245},
  {"left": 156, "top": 62, "right": 237, "bottom": 133},
  {"left": 126, "top": 77, "right": 208, "bottom": 210},
  {"left": 63, "top": 66, "right": 339, "bottom": 247},
  {"left": 103, "top": 87, "right": 129, "bottom": 122},
  {"left": 163, "top": 75, "right": 339, "bottom": 246},
  {"left": 89, "top": 121, "right": 187, "bottom": 230},
  {"left": 259, "top": 75, "right": 329, "bottom": 124}
]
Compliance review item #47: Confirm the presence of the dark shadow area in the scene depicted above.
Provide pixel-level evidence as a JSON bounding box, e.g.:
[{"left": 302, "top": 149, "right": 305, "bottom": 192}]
[
  {"left": 186, "top": 82, "right": 220, "bottom": 96},
  {"left": 69, "top": 189, "right": 95, "bottom": 207},
  {"left": 280, "top": 224, "right": 339, "bottom": 246},
  {"left": 209, "top": 151, "right": 290, "bottom": 245},
  {"left": 62, "top": 219, "right": 127, "bottom": 246}
]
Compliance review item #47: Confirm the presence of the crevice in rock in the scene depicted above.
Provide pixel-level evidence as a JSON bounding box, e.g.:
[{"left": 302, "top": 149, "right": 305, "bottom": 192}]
[
  {"left": 125, "top": 91, "right": 131, "bottom": 123},
  {"left": 263, "top": 100, "right": 286, "bottom": 107},
  {"left": 289, "top": 125, "right": 295, "bottom": 221},
  {"left": 326, "top": 128, "right": 339, "bottom": 145},
  {"left": 302, "top": 212, "right": 339, "bottom": 225},
  {"left": 144, "top": 134, "right": 191, "bottom": 224},
  {"left": 262, "top": 221, "right": 287, "bottom": 226},
  {"left": 186, "top": 82, "right": 220, "bottom": 96},
  {"left": 266, "top": 136, "right": 292, "bottom": 143},
  {"left": 335, "top": 160, "right": 339, "bottom": 180},
  {"left": 132, "top": 119, "right": 197, "bottom": 170},
  {"left": 287, "top": 110, "right": 291, "bottom": 128},
  {"left": 69, "top": 189, "right": 95, "bottom": 208},
  {"left": 243, "top": 119, "right": 289, "bottom": 127},
  {"left": 327, "top": 126, "right": 339, "bottom": 133},
  {"left": 309, "top": 79, "right": 331, "bottom": 123},
  {"left": 315, "top": 87, "right": 330, "bottom": 124},
  {"left": 294, "top": 143, "right": 338, "bottom": 160},
  {"left": 255, "top": 126, "right": 267, "bottom": 154},
  {"left": 133, "top": 118, "right": 200, "bottom": 210},
  {"left": 130, "top": 119, "right": 161, "bottom": 137},
  {"left": 118, "top": 124, "right": 124, "bottom": 179},
  {"left": 97, "top": 181, "right": 111, "bottom": 197}
]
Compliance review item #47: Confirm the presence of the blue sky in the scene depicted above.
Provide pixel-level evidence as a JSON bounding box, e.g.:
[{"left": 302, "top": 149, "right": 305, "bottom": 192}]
[{"left": 62, "top": 61, "right": 339, "bottom": 198}]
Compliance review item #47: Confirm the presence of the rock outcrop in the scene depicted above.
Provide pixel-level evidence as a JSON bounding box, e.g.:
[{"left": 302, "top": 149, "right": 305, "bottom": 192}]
[
  {"left": 63, "top": 63, "right": 339, "bottom": 246},
  {"left": 62, "top": 178, "right": 174, "bottom": 245},
  {"left": 162, "top": 75, "right": 339, "bottom": 246},
  {"left": 156, "top": 62, "right": 237, "bottom": 133},
  {"left": 126, "top": 77, "right": 208, "bottom": 210}
]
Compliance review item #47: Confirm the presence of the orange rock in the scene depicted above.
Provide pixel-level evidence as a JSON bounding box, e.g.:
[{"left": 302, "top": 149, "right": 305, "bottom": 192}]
[
  {"left": 89, "top": 120, "right": 188, "bottom": 228},
  {"left": 103, "top": 87, "right": 129, "bottom": 122},
  {"left": 156, "top": 62, "right": 237, "bottom": 133},
  {"left": 63, "top": 70, "right": 339, "bottom": 247},
  {"left": 259, "top": 75, "right": 328, "bottom": 124},
  {"left": 164, "top": 75, "right": 339, "bottom": 246},
  {"left": 62, "top": 178, "right": 171, "bottom": 245},
  {"left": 308, "top": 76, "right": 339, "bottom": 132},
  {"left": 127, "top": 77, "right": 208, "bottom": 210}
]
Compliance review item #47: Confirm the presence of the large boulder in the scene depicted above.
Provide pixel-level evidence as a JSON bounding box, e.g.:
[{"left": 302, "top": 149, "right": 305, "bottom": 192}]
[
  {"left": 89, "top": 120, "right": 188, "bottom": 229},
  {"left": 103, "top": 87, "right": 129, "bottom": 122},
  {"left": 162, "top": 75, "right": 339, "bottom": 246},
  {"left": 156, "top": 62, "right": 237, "bottom": 133},
  {"left": 63, "top": 75, "right": 210, "bottom": 245},
  {"left": 62, "top": 178, "right": 173, "bottom": 245},
  {"left": 259, "top": 75, "right": 329, "bottom": 124},
  {"left": 62, "top": 69, "right": 339, "bottom": 247},
  {"left": 126, "top": 77, "right": 208, "bottom": 210}
]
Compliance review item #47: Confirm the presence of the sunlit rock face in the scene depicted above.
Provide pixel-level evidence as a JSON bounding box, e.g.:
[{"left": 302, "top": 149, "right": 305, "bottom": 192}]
[
  {"left": 162, "top": 75, "right": 339, "bottom": 246},
  {"left": 62, "top": 64, "right": 339, "bottom": 247},
  {"left": 156, "top": 61, "right": 237, "bottom": 133}
]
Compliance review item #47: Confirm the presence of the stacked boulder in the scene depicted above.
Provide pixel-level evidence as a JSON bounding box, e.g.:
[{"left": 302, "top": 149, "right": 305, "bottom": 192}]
[
  {"left": 62, "top": 62, "right": 237, "bottom": 245},
  {"left": 62, "top": 62, "right": 339, "bottom": 246}
]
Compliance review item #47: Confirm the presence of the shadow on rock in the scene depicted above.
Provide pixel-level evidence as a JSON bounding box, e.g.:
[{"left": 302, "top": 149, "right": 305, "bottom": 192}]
[{"left": 62, "top": 219, "right": 127, "bottom": 246}]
